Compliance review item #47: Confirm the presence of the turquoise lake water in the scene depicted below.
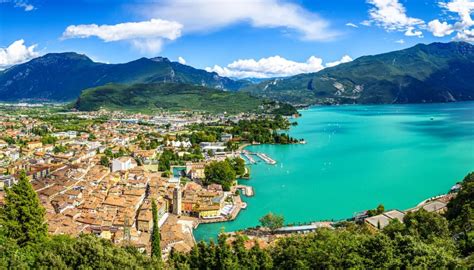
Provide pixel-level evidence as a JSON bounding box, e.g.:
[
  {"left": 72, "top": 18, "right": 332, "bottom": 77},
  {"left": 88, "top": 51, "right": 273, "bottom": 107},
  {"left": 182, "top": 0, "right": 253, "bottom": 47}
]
[{"left": 194, "top": 102, "right": 474, "bottom": 241}]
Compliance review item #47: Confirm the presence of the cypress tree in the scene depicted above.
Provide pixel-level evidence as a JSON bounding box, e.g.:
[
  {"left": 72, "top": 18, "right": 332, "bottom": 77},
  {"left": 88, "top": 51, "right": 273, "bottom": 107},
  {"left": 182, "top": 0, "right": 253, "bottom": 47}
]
[
  {"left": 0, "top": 170, "right": 47, "bottom": 246},
  {"left": 151, "top": 199, "right": 162, "bottom": 264}
]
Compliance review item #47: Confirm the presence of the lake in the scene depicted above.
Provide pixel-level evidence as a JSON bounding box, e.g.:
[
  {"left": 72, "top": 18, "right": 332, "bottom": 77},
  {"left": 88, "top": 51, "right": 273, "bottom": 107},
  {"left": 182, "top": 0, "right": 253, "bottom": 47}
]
[{"left": 194, "top": 102, "right": 474, "bottom": 241}]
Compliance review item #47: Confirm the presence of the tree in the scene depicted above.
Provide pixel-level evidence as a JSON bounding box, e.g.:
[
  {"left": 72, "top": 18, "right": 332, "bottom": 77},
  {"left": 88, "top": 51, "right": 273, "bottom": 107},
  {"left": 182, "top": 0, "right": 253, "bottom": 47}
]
[
  {"left": 367, "top": 204, "right": 385, "bottom": 217},
  {"left": 0, "top": 171, "right": 47, "bottom": 246},
  {"left": 228, "top": 157, "right": 245, "bottom": 176},
  {"left": 259, "top": 212, "right": 284, "bottom": 233},
  {"left": 100, "top": 156, "right": 110, "bottom": 167},
  {"left": 403, "top": 209, "right": 450, "bottom": 242},
  {"left": 151, "top": 199, "right": 162, "bottom": 264},
  {"left": 445, "top": 172, "right": 474, "bottom": 256},
  {"left": 204, "top": 160, "right": 236, "bottom": 191}
]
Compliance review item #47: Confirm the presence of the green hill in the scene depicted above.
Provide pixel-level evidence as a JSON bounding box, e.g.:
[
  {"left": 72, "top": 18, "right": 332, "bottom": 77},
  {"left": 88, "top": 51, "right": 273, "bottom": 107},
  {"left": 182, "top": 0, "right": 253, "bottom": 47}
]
[
  {"left": 243, "top": 42, "right": 474, "bottom": 105},
  {"left": 74, "top": 83, "right": 274, "bottom": 114},
  {"left": 0, "top": 53, "right": 250, "bottom": 101}
]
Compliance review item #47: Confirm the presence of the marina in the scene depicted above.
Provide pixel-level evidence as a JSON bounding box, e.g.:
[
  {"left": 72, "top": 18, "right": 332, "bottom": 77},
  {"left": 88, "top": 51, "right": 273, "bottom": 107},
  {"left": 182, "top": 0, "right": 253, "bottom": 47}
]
[{"left": 242, "top": 150, "right": 277, "bottom": 165}]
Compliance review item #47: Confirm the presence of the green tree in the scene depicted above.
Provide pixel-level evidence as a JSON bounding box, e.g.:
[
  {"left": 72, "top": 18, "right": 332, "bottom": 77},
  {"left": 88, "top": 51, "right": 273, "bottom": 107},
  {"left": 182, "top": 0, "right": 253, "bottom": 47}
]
[
  {"left": 404, "top": 209, "right": 450, "bottom": 242},
  {"left": 151, "top": 199, "right": 162, "bottom": 264},
  {"left": 41, "top": 135, "right": 57, "bottom": 145},
  {"left": 259, "top": 212, "right": 284, "bottom": 233},
  {"left": 228, "top": 157, "right": 246, "bottom": 176},
  {"left": 100, "top": 156, "right": 110, "bottom": 167},
  {"left": 367, "top": 204, "right": 385, "bottom": 217},
  {"left": 204, "top": 160, "right": 236, "bottom": 191},
  {"left": 53, "top": 144, "right": 67, "bottom": 154},
  {"left": 445, "top": 172, "right": 474, "bottom": 256},
  {"left": 0, "top": 171, "right": 47, "bottom": 246}
]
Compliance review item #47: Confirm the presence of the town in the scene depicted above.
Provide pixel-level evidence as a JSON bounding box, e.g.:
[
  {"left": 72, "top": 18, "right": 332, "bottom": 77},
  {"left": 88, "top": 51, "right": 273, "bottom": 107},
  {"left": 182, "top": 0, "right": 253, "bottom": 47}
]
[{"left": 0, "top": 104, "right": 300, "bottom": 257}]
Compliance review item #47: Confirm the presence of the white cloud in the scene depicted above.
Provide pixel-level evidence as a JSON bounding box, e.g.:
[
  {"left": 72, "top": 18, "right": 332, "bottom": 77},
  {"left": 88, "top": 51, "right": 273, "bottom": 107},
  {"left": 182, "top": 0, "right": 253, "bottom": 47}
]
[
  {"left": 346, "top": 23, "right": 359, "bottom": 28},
  {"left": 0, "top": 39, "right": 39, "bottom": 69},
  {"left": 428, "top": 19, "right": 455, "bottom": 37},
  {"left": 428, "top": 0, "right": 474, "bottom": 41},
  {"left": 141, "top": 0, "right": 339, "bottom": 41},
  {"left": 404, "top": 26, "right": 423, "bottom": 37},
  {"left": 15, "top": 1, "right": 33, "bottom": 11},
  {"left": 456, "top": 28, "right": 474, "bottom": 41},
  {"left": 395, "top": 39, "right": 405, "bottom": 44},
  {"left": 62, "top": 19, "right": 183, "bottom": 53},
  {"left": 205, "top": 55, "right": 352, "bottom": 79},
  {"left": 130, "top": 39, "right": 163, "bottom": 54},
  {"left": 366, "top": 0, "right": 425, "bottom": 35},
  {"left": 177, "top": 56, "right": 186, "bottom": 65},
  {"left": 1, "top": 0, "right": 34, "bottom": 11},
  {"left": 325, "top": 55, "right": 353, "bottom": 68},
  {"left": 440, "top": 0, "right": 474, "bottom": 27}
]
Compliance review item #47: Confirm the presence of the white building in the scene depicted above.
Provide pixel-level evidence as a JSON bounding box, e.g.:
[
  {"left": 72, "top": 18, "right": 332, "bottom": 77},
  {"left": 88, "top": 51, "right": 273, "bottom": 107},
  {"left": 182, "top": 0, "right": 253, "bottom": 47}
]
[
  {"left": 200, "top": 142, "right": 227, "bottom": 154},
  {"left": 112, "top": 157, "right": 136, "bottom": 172}
]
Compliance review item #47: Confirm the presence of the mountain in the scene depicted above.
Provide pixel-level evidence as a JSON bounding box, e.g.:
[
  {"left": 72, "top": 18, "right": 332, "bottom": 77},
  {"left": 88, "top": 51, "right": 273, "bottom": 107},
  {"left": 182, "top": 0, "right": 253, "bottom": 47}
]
[
  {"left": 74, "top": 82, "right": 293, "bottom": 114},
  {"left": 0, "top": 53, "right": 249, "bottom": 101},
  {"left": 243, "top": 42, "right": 474, "bottom": 105}
]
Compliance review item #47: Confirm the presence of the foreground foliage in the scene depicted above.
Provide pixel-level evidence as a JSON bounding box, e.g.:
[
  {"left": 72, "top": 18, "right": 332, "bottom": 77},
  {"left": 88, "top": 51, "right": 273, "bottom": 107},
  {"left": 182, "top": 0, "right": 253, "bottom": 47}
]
[{"left": 1, "top": 172, "right": 472, "bottom": 269}]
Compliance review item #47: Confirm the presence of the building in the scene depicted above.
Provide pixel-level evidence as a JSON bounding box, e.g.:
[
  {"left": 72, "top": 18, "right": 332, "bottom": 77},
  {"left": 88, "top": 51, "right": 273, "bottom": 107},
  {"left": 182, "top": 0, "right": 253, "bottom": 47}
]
[
  {"left": 220, "top": 133, "right": 233, "bottom": 142},
  {"left": 0, "top": 175, "right": 17, "bottom": 191},
  {"left": 364, "top": 210, "right": 405, "bottom": 230},
  {"left": 173, "top": 187, "right": 182, "bottom": 215},
  {"left": 199, "top": 142, "right": 226, "bottom": 154},
  {"left": 112, "top": 157, "right": 136, "bottom": 172},
  {"left": 26, "top": 141, "right": 43, "bottom": 150}
]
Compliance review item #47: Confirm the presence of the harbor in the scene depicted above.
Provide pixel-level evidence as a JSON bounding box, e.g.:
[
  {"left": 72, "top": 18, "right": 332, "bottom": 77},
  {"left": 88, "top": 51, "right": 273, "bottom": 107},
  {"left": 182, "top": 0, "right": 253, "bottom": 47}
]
[{"left": 241, "top": 150, "right": 277, "bottom": 165}]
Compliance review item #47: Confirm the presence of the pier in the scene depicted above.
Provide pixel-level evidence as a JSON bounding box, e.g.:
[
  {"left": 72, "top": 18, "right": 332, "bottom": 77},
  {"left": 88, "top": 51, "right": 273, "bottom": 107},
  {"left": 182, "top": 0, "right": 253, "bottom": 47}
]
[
  {"left": 242, "top": 150, "right": 277, "bottom": 165},
  {"left": 236, "top": 185, "right": 254, "bottom": 196},
  {"left": 242, "top": 152, "right": 256, "bottom": 164},
  {"left": 256, "top": 152, "right": 276, "bottom": 165}
]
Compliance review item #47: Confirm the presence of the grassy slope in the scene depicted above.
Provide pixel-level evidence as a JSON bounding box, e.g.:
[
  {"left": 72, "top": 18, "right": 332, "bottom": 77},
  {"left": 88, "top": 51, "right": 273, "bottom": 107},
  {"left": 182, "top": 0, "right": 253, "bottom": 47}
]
[{"left": 75, "top": 83, "right": 265, "bottom": 114}]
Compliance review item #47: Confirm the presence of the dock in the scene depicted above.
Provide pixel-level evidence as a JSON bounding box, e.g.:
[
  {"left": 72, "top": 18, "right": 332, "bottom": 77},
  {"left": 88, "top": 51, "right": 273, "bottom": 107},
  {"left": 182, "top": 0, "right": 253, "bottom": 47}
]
[
  {"left": 242, "top": 152, "right": 256, "bottom": 164},
  {"left": 236, "top": 185, "right": 254, "bottom": 196},
  {"left": 255, "top": 152, "right": 276, "bottom": 165},
  {"left": 242, "top": 150, "right": 277, "bottom": 165}
]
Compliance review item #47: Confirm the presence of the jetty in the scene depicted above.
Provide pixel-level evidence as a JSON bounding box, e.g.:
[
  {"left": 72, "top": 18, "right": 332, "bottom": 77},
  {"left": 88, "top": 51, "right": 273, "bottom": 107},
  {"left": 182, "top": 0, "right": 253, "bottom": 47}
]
[
  {"left": 242, "top": 152, "right": 256, "bottom": 164},
  {"left": 255, "top": 152, "right": 277, "bottom": 165},
  {"left": 236, "top": 185, "right": 254, "bottom": 196}
]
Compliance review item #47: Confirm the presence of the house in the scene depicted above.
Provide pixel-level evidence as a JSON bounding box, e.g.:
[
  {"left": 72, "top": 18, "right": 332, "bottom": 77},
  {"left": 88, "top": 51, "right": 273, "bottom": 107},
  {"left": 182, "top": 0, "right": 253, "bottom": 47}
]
[
  {"left": 198, "top": 205, "right": 221, "bottom": 218},
  {"left": 220, "top": 133, "right": 233, "bottom": 142},
  {"left": 409, "top": 200, "right": 447, "bottom": 214},
  {"left": 186, "top": 163, "right": 206, "bottom": 180},
  {"left": 364, "top": 209, "right": 405, "bottom": 230},
  {"left": 26, "top": 141, "right": 43, "bottom": 150},
  {"left": 0, "top": 175, "right": 17, "bottom": 191},
  {"left": 112, "top": 157, "right": 136, "bottom": 172}
]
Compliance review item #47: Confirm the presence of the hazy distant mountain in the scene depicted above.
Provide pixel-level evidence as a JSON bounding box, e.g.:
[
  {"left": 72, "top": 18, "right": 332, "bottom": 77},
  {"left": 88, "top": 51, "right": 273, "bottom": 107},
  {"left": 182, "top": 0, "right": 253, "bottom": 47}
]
[
  {"left": 243, "top": 42, "right": 474, "bottom": 105},
  {"left": 0, "top": 53, "right": 249, "bottom": 101}
]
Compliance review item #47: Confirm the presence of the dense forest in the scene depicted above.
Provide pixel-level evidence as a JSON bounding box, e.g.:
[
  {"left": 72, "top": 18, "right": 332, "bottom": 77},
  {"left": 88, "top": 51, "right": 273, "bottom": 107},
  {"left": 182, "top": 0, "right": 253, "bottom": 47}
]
[{"left": 0, "top": 172, "right": 472, "bottom": 269}]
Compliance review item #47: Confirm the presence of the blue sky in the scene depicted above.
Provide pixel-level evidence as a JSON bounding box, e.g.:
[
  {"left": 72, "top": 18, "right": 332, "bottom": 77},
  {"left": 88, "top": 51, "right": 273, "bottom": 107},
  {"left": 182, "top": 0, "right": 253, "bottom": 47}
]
[{"left": 1, "top": 0, "right": 473, "bottom": 78}]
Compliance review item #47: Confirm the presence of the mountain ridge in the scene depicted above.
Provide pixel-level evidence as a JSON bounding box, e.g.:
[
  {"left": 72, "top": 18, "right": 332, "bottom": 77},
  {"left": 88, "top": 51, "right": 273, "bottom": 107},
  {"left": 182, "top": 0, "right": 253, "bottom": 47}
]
[
  {"left": 0, "top": 52, "right": 248, "bottom": 101},
  {"left": 243, "top": 42, "right": 474, "bottom": 105}
]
